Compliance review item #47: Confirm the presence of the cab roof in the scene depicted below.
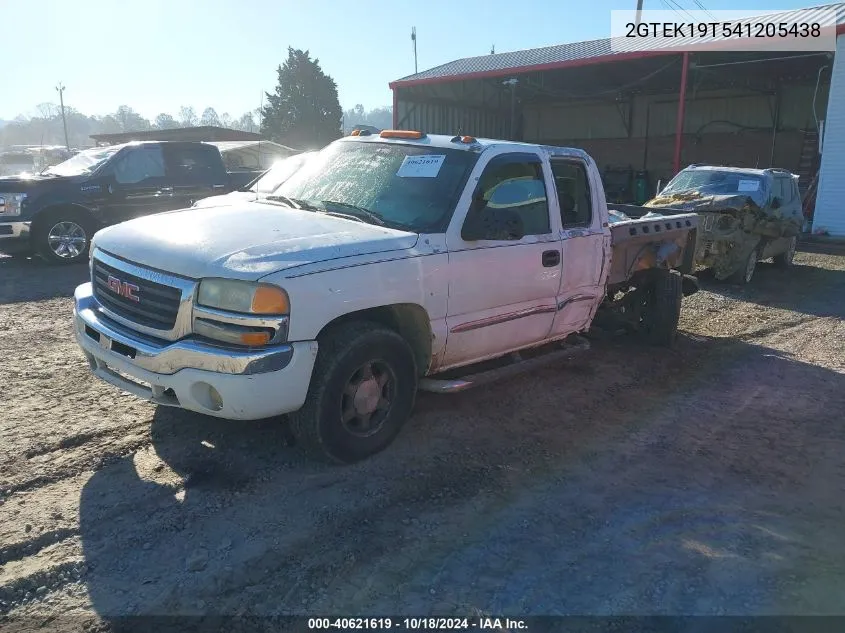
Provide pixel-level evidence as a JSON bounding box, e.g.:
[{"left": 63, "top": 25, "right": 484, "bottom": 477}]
[
  {"left": 337, "top": 132, "right": 592, "bottom": 161},
  {"left": 682, "top": 164, "right": 797, "bottom": 177}
]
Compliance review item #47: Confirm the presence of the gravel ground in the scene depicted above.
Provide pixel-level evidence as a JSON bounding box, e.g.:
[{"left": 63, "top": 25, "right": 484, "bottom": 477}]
[{"left": 1, "top": 247, "right": 845, "bottom": 631}]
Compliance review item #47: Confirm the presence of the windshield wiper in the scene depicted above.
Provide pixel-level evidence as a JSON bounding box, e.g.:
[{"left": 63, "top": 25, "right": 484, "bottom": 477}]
[
  {"left": 264, "top": 195, "right": 318, "bottom": 210},
  {"left": 320, "top": 200, "right": 385, "bottom": 226},
  {"left": 320, "top": 211, "right": 366, "bottom": 224}
]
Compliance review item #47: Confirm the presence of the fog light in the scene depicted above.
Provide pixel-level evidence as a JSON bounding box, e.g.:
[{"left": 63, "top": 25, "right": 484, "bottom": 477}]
[
  {"left": 209, "top": 386, "right": 223, "bottom": 411},
  {"left": 191, "top": 381, "right": 224, "bottom": 412}
]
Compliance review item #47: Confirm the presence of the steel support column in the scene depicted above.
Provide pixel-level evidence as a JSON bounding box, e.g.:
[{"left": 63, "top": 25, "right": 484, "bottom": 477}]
[{"left": 673, "top": 52, "right": 690, "bottom": 174}]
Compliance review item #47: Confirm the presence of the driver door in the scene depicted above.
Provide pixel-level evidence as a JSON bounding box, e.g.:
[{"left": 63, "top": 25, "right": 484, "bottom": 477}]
[
  {"left": 106, "top": 145, "right": 173, "bottom": 223},
  {"left": 443, "top": 151, "right": 562, "bottom": 369}
]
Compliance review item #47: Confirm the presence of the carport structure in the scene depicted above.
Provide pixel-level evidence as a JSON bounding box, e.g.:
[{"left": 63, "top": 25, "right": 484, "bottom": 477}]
[{"left": 390, "top": 5, "right": 843, "bottom": 207}]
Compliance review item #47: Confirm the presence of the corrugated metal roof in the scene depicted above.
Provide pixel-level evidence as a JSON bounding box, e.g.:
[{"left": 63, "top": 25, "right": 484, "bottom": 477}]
[{"left": 392, "top": 3, "right": 845, "bottom": 85}]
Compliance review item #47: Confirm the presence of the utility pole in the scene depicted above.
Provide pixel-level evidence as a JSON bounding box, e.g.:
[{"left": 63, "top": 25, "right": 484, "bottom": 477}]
[
  {"left": 411, "top": 27, "right": 418, "bottom": 74},
  {"left": 635, "top": 0, "right": 643, "bottom": 25},
  {"left": 56, "top": 82, "right": 70, "bottom": 151}
]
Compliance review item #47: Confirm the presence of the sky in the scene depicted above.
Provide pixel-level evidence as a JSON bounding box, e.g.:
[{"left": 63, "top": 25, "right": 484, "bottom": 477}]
[{"left": 1, "top": 0, "right": 826, "bottom": 121}]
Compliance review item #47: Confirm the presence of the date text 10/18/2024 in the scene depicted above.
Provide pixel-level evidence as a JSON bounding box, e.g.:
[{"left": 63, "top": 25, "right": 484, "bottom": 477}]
[{"left": 308, "top": 618, "right": 528, "bottom": 630}]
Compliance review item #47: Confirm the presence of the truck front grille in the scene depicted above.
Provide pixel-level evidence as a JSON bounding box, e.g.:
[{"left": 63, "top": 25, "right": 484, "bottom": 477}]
[{"left": 92, "top": 257, "right": 182, "bottom": 330}]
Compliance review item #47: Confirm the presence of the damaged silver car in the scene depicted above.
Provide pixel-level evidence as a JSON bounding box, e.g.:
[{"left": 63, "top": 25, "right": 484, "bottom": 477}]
[{"left": 642, "top": 166, "right": 804, "bottom": 284}]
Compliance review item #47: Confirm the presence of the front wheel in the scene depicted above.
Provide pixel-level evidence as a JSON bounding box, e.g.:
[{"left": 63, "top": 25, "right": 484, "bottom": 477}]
[
  {"left": 728, "top": 246, "right": 759, "bottom": 285},
  {"left": 773, "top": 236, "right": 797, "bottom": 269},
  {"left": 288, "top": 322, "right": 418, "bottom": 464},
  {"left": 34, "top": 210, "right": 94, "bottom": 265}
]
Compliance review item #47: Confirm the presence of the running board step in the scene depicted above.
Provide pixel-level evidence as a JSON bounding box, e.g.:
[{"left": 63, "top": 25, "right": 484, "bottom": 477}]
[{"left": 418, "top": 336, "right": 591, "bottom": 394}]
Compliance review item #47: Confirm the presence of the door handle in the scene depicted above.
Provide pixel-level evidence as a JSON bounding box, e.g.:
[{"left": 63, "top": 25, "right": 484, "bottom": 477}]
[
  {"left": 542, "top": 250, "right": 560, "bottom": 267},
  {"left": 158, "top": 187, "right": 174, "bottom": 195}
]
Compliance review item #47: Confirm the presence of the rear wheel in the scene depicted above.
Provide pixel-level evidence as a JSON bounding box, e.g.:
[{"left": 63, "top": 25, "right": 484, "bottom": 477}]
[
  {"left": 773, "top": 236, "right": 797, "bottom": 269},
  {"left": 641, "top": 269, "right": 683, "bottom": 347},
  {"left": 34, "top": 209, "right": 94, "bottom": 265},
  {"left": 288, "top": 322, "right": 418, "bottom": 464}
]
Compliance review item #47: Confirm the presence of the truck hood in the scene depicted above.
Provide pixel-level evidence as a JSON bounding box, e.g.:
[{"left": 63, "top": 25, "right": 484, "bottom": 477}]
[
  {"left": 92, "top": 202, "right": 420, "bottom": 280},
  {"left": 0, "top": 173, "right": 75, "bottom": 192},
  {"left": 646, "top": 192, "right": 752, "bottom": 213},
  {"left": 191, "top": 191, "right": 259, "bottom": 209}
]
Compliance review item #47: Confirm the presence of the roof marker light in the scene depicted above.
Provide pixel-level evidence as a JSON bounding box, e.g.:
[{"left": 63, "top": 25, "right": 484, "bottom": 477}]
[{"left": 380, "top": 130, "right": 424, "bottom": 139}]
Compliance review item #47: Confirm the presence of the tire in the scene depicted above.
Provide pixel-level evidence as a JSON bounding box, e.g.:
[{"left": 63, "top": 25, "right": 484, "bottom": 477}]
[
  {"left": 33, "top": 208, "right": 95, "bottom": 265},
  {"left": 288, "top": 321, "right": 418, "bottom": 464},
  {"left": 773, "top": 236, "right": 797, "bottom": 269},
  {"left": 642, "top": 269, "right": 683, "bottom": 347},
  {"left": 727, "top": 246, "right": 759, "bottom": 285}
]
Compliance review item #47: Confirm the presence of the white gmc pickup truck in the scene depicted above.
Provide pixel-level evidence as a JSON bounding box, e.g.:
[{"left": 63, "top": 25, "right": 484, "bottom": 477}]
[{"left": 73, "top": 131, "right": 699, "bottom": 463}]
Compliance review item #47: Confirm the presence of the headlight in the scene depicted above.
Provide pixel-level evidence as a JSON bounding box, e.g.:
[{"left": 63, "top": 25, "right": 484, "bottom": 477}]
[
  {"left": 0, "top": 193, "right": 27, "bottom": 217},
  {"left": 197, "top": 279, "right": 289, "bottom": 314},
  {"left": 716, "top": 215, "right": 736, "bottom": 230}
]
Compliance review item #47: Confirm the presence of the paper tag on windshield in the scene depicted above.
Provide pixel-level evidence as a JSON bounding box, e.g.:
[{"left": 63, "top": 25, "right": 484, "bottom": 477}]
[
  {"left": 396, "top": 154, "right": 445, "bottom": 178},
  {"left": 738, "top": 179, "right": 760, "bottom": 192}
]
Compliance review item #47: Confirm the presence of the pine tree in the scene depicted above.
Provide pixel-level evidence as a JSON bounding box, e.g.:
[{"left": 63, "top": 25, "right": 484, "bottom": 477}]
[{"left": 261, "top": 48, "right": 342, "bottom": 149}]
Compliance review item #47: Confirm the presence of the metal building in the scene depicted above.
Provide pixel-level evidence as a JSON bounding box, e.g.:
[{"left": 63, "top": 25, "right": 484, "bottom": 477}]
[{"left": 390, "top": 4, "right": 845, "bottom": 232}]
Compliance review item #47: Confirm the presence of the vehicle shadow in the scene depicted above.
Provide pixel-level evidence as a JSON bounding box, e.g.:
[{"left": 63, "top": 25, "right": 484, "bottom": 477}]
[
  {"left": 77, "top": 333, "right": 845, "bottom": 621},
  {"left": 0, "top": 254, "right": 88, "bottom": 305},
  {"left": 695, "top": 259, "right": 845, "bottom": 319}
]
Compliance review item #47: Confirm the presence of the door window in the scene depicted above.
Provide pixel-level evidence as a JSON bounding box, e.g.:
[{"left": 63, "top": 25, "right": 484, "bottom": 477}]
[
  {"left": 113, "top": 147, "right": 165, "bottom": 185},
  {"left": 465, "top": 154, "right": 551, "bottom": 237},
  {"left": 166, "top": 146, "right": 223, "bottom": 183},
  {"left": 550, "top": 160, "right": 593, "bottom": 228}
]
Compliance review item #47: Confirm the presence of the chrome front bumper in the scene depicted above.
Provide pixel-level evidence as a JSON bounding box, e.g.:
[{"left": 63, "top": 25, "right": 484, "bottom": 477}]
[
  {"left": 0, "top": 220, "right": 31, "bottom": 247},
  {"left": 73, "top": 282, "right": 319, "bottom": 419},
  {"left": 74, "top": 282, "right": 291, "bottom": 375}
]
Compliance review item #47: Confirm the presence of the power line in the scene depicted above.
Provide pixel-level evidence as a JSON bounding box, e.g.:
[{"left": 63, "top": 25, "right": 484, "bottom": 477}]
[
  {"left": 662, "top": 0, "right": 697, "bottom": 22},
  {"left": 691, "top": 0, "right": 718, "bottom": 21}
]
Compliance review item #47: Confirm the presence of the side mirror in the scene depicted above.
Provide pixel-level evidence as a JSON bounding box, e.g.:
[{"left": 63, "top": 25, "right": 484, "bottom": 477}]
[
  {"left": 462, "top": 204, "right": 525, "bottom": 241},
  {"left": 771, "top": 197, "right": 781, "bottom": 209}
]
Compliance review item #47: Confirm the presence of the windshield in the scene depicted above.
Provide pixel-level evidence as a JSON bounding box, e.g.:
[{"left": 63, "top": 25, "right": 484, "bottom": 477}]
[
  {"left": 274, "top": 140, "right": 479, "bottom": 232},
  {"left": 251, "top": 152, "right": 314, "bottom": 194},
  {"left": 0, "top": 153, "right": 34, "bottom": 166},
  {"left": 43, "top": 146, "right": 120, "bottom": 177},
  {"left": 661, "top": 169, "right": 767, "bottom": 201}
]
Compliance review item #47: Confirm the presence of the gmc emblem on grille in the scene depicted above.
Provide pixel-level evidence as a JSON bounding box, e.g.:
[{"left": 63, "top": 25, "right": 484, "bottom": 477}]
[{"left": 107, "top": 275, "right": 140, "bottom": 302}]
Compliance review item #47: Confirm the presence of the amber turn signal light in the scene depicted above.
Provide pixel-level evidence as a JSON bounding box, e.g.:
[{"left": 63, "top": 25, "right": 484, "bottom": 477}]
[
  {"left": 239, "top": 331, "right": 271, "bottom": 346},
  {"left": 250, "top": 286, "right": 290, "bottom": 314}
]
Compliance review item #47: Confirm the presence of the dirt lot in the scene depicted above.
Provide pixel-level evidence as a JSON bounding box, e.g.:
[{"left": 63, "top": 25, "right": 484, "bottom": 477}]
[{"left": 2, "top": 246, "right": 845, "bottom": 630}]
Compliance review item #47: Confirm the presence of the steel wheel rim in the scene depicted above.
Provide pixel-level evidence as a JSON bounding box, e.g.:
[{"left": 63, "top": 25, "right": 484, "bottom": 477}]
[
  {"left": 47, "top": 221, "right": 87, "bottom": 259},
  {"left": 744, "top": 251, "right": 757, "bottom": 282},
  {"left": 339, "top": 360, "right": 395, "bottom": 437}
]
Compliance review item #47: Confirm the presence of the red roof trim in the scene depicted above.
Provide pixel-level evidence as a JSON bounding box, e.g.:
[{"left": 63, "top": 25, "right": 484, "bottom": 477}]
[
  {"left": 389, "top": 50, "right": 678, "bottom": 89},
  {"left": 391, "top": 27, "right": 845, "bottom": 89}
]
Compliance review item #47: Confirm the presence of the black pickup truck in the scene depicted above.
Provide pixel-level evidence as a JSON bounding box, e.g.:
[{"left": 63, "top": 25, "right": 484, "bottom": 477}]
[{"left": 0, "top": 141, "right": 254, "bottom": 264}]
